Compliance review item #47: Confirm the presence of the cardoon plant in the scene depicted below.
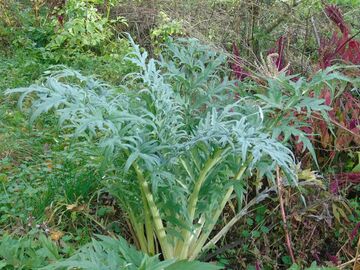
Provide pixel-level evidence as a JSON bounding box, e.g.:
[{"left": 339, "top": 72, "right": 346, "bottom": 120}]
[{"left": 6, "top": 37, "right": 344, "bottom": 261}]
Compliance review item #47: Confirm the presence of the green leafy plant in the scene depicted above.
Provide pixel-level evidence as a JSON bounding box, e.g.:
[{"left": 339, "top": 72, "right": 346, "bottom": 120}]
[
  {"left": 97, "top": 0, "right": 123, "bottom": 20},
  {"left": 6, "top": 37, "right": 339, "bottom": 262},
  {"left": 0, "top": 234, "right": 66, "bottom": 269},
  {"left": 288, "top": 261, "right": 338, "bottom": 270},
  {"left": 151, "top": 12, "right": 184, "bottom": 54},
  {"left": 236, "top": 63, "right": 354, "bottom": 166},
  {"left": 42, "top": 235, "right": 222, "bottom": 270},
  {"left": 47, "top": 0, "right": 125, "bottom": 53}
]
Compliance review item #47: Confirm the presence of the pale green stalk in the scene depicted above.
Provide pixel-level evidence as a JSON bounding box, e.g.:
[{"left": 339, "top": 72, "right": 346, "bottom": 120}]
[
  {"left": 189, "top": 164, "right": 248, "bottom": 260},
  {"left": 127, "top": 209, "right": 148, "bottom": 252},
  {"left": 140, "top": 187, "right": 155, "bottom": 255},
  {"left": 177, "top": 149, "right": 225, "bottom": 259},
  {"left": 188, "top": 188, "right": 234, "bottom": 260},
  {"left": 132, "top": 162, "right": 173, "bottom": 259},
  {"left": 187, "top": 214, "right": 206, "bottom": 251},
  {"left": 125, "top": 150, "right": 154, "bottom": 254},
  {"left": 200, "top": 188, "right": 272, "bottom": 256}
]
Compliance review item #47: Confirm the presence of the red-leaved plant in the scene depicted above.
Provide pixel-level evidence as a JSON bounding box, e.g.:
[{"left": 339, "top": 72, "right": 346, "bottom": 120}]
[
  {"left": 231, "top": 42, "right": 249, "bottom": 81},
  {"left": 230, "top": 4, "right": 360, "bottom": 193},
  {"left": 316, "top": 5, "right": 360, "bottom": 193},
  {"left": 267, "top": 35, "right": 287, "bottom": 71},
  {"left": 319, "top": 5, "right": 360, "bottom": 69}
]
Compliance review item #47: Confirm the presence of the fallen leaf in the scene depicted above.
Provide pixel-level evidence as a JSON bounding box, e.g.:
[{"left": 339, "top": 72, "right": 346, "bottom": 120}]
[{"left": 50, "top": 230, "right": 64, "bottom": 241}]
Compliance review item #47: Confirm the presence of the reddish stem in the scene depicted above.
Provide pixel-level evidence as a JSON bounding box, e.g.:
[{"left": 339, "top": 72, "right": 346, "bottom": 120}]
[{"left": 276, "top": 166, "right": 296, "bottom": 264}]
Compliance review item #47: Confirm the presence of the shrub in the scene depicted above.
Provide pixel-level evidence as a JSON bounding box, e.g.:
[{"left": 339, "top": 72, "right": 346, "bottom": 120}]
[{"left": 46, "top": 0, "right": 125, "bottom": 53}]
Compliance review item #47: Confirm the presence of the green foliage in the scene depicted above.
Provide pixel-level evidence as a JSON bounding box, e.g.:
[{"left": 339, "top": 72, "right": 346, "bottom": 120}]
[
  {"left": 56, "top": 39, "right": 135, "bottom": 82},
  {"left": 0, "top": 86, "right": 102, "bottom": 232},
  {"left": 31, "top": 159, "right": 102, "bottom": 217},
  {"left": 0, "top": 130, "right": 105, "bottom": 239},
  {"left": 0, "top": 50, "right": 49, "bottom": 91},
  {"left": 151, "top": 12, "right": 184, "bottom": 54},
  {"left": 0, "top": 1, "right": 55, "bottom": 51},
  {"left": 1, "top": 0, "right": 359, "bottom": 267},
  {"left": 47, "top": 0, "right": 126, "bottom": 53},
  {"left": 289, "top": 262, "right": 338, "bottom": 270},
  {"left": 0, "top": 233, "right": 221, "bottom": 269},
  {"left": 0, "top": 7, "right": 133, "bottom": 236},
  {"left": 0, "top": 234, "right": 68, "bottom": 269},
  {"left": 329, "top": 0, "right": 360, "bottom": 6},
  {"left": 88, "top": 0, "right": 123, "bottom": 19},
  {"left": 6, "top": 36, "right": 337, "bottom": 261},
  {"left": 43, "top": 235, "right": 222, "bottom": 270},
  {"left": 236, "top": 66, "right": 352, "bottom": 167}
]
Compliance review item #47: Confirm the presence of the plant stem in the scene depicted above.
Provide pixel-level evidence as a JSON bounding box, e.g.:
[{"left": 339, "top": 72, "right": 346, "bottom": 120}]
[
  {"left": 178, "top": 148, "right": 225, "bottom": 259},
  {"left": 133, "top": 162, "right": 173, "bottom": 259},
  {"left": 188, "top": 149, "right": 224, "bottom": 222},
  {"left": 276, "top": 166, "right": 296, "bottom": 264},
  {"left": 128, "top": 210, "right": 148, "bottom": 252},
  {"left": 198, "top": 179, "right": 329, "bottom": 259},
  {"left": 105, "top": 0, "right": 111, "bottom": 20},
  {"left": 139, "top": 183, "right": 155, "bottom": 255},
  {"left": 189, "top": 187, "right": 234, "bottom": 260},
  {"left": 199, "top": 187, "right": 274, "bottom": 258},
  {"left": 143, "top": 192, "right": 155, "bottom": 254},
  {"left": 188, "top": 214, "right": 206, "bottom": 249},
  {"left": 353, "top": 236, "right": 360, "bottom": 270},
  {"left": 311, "top": 16, "right": 321, "bottom": 48},
  {"left": 310, "top": 111, "right": 360, "bottom": 139},
  {"left": 189, "top": 164, "right": 248, "bottom": 260}
]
